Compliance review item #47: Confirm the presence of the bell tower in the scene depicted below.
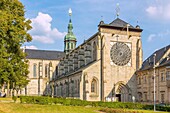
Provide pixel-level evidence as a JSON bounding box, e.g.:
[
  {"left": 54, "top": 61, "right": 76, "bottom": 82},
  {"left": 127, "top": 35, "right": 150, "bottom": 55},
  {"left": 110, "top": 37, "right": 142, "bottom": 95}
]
[{"left": 64, "top": 8, "right": 77, "bottom": 54}]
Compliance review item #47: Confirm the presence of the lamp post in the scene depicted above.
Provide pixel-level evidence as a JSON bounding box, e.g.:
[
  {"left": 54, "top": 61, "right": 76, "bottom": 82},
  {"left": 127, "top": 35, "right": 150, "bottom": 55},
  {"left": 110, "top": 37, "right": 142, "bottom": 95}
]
[{"left": 153, "top": 53, "right": 156, "bottom": 112}]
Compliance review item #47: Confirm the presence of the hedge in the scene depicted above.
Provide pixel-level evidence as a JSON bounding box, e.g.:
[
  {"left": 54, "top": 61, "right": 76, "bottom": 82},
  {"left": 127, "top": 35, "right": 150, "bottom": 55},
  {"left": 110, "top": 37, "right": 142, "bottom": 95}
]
[
  {"left": 19, "top": 96, "right": 170, "bottom": 112},
  {"left": 100, "top": 108, "right": 144, "bottom": 113}
]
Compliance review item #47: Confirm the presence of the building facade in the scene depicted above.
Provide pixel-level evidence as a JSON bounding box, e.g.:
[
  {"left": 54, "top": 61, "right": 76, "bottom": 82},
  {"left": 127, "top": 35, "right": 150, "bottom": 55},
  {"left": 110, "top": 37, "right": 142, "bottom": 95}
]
[
  {"left": 1, "top": 8, "right": 169, "bottom": 103},
  {"left": 136, "top": 45, "right": 170, "bottom": 104},
  {"left": 54, "top": 15, "right": 143, "bottom": 101},
  {"left": 25, "top": 49, "right": 65, "bottom": 96},
  {"left": 22, "top": 11, "right": 170, "bottom": 104},
  {"left": 22, "top": 13, "right": 143, "bottom": 102}
]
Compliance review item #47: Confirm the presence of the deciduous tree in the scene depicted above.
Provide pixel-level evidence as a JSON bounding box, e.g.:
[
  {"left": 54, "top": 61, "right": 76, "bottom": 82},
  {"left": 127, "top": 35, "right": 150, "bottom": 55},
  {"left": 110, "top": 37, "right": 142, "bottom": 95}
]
[{"left": 0, "top": 0, "right": 32, "bottom": 95}]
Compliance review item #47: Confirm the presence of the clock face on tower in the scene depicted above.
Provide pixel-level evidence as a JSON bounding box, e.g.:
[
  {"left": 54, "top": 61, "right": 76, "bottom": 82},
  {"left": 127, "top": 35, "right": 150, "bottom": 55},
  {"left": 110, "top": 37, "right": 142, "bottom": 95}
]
[{"left": 110, "top": 42, "right": 131, "bottom": 66}]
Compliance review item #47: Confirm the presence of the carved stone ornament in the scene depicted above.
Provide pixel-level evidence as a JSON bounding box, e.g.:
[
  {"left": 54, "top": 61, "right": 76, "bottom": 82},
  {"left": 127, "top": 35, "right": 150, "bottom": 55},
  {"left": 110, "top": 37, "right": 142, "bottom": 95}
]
[{"left": 110, "top": 42, "right": 131, "bottom": 66}]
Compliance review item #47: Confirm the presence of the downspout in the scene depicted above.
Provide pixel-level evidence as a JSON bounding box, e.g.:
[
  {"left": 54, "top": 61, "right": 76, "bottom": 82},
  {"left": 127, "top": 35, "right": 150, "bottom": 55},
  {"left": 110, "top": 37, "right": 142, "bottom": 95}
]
[
  {"left": 100, "top": 32, "right": 104, "bottom": 101},
  {"left": 67, "top": 77, "right": 69, "bottom": 97}
]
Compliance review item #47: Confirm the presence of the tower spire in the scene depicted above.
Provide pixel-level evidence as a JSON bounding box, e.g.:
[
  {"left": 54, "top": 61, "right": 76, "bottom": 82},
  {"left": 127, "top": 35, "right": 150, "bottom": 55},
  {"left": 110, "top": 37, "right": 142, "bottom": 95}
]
[{"left": 64, "top": 8, "right": 77, "bottom": 54}]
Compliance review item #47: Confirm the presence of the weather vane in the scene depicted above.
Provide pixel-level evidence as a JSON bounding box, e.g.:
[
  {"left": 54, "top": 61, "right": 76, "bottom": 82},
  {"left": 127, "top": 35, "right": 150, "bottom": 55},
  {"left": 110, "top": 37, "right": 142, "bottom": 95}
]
[
  {"left": 101, "top": 16, "right": 103, "bottom": 21},
  {"left": 116, "top": 3, "right": 120, "bottom": 18}
]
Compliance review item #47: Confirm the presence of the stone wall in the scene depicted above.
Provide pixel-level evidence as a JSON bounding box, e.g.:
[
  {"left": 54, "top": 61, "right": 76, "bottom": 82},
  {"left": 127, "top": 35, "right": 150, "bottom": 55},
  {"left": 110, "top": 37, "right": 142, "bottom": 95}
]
[
  {"left": 137, "top": 66, "right": 170, "bottom": 104},
  {"left": 99, "top": 27, "right": 142, "bottom": 102},
  {"left": 26, "top": 59, "right": 60, "bottom": 96}
]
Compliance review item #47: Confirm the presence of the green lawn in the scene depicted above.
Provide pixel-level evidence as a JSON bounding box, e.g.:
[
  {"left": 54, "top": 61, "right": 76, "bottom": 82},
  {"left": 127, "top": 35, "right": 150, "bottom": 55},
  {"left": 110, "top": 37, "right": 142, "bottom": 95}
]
[
  {"left": 0, "top": 102, "right": 99, "bottom": 113},
  {"left": 0, "top": 98, "right": 168, "bottom": 113},
  {"left": 0, "top": 102, "right": 169, "bottom": 113},
  {"left": 0, "top": 97, "right": 13, "bottom": 101}
]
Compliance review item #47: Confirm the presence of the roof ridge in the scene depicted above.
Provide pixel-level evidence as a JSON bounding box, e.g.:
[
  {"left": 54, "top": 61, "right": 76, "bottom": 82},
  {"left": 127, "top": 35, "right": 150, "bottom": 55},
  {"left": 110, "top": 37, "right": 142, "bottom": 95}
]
[
  {"left": 155, "top": 44, "right": 170, "bottom": 52},
  {"left": 140, "top": 44, "right": 170, "bottom": 71},
  {"left": 109, "top": 18, "right": 134, "bottom": 28},
  {"left": 25, "top": 49, "right": 64, "bottom": 53},
  {"left": 144, "top": 44, "right": 170, "bottom": 61}
]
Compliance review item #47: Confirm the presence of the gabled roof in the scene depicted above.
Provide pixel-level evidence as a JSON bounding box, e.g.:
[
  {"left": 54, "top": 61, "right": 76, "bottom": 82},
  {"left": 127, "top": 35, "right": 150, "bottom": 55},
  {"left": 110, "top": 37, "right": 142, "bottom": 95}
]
[
  {"left": 140, "top": 44, "right": 170, "bottom": 70},
  {"left": 25, "top": 49, "right": 65, "bottom": 60},
  {"left": 109, "top": 18, "right": 134, "bottom": 28},
  {"left": 99, "top": 18, "right": 142, "bottom": 32}
]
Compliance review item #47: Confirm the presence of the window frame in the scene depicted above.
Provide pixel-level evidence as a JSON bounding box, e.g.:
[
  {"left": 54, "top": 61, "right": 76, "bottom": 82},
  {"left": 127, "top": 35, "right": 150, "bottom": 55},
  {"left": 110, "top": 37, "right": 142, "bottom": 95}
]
[
  {"left": 33, "top": 64, "right": 37, "bottom": 78},
  {"left": 93, "top": 42, "right": 97, "bottom": 61},
  {"left": 45, "top": 64, "right": 49, "bottom": 77},
  {"left": 91, "top": 79, "right": 97, "bottom": 94},
  {"left": 161, "top": 72, "right": 164, "bottom": 82}
]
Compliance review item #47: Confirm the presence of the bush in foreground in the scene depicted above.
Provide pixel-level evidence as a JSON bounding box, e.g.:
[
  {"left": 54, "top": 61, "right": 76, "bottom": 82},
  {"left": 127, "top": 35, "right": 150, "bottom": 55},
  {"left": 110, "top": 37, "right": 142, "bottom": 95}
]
[
  {"left": 19, "top": 96, "right": 170, "bottom": 112},
  {"left": 100, "top": 108, "right": 144, "bottom": 113}
]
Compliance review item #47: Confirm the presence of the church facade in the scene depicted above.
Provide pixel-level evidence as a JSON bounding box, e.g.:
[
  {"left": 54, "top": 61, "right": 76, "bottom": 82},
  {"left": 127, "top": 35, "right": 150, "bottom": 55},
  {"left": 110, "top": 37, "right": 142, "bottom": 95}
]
[
  {"left": 21, "top": 10, "right": 169, "bottom": 103},
  {"left": 23, "top": 13, "right": 143, "bottom": 102},
  {"left": 52, "top": 11, "right": 143, "bottom": 101},
  {"left": 22, "top": 10, "right": 170, "bottom": 103}
]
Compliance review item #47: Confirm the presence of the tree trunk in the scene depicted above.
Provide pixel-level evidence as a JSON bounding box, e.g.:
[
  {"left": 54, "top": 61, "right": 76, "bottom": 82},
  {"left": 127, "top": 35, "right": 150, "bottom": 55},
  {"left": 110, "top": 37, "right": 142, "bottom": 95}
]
[{"left": 7, "top": 81, "right": 9, "bottom": 97}]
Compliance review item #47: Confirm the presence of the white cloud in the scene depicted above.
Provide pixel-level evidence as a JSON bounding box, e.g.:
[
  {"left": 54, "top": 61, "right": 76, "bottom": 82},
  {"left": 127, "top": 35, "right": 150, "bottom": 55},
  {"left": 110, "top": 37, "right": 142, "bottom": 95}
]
[
  {"left": 147, "top": 34, "right": 156, "bottom": 42},
  {"left": 146, "top": 6, "right": 157, "bottom": 16},
  {"left": 21, "top": 45, "right": 38, "bottom": 50},
  {"left": 147, "top": 30, "right": 170, "bottom": 42},
  {"left": 158, "top": 29, "right": 170, "bottom": 37},
  {"left": 146, "top": 2, "right": 170, "bottom": 20},
  {"left": 33, "top": 35, "right": 54, "bottom": 44},
  {"left": 30, "top": 12, "right": 67, "bottom": 44},
  {"left": 25, "top": 45, "right": 38, "bottom": 49}
]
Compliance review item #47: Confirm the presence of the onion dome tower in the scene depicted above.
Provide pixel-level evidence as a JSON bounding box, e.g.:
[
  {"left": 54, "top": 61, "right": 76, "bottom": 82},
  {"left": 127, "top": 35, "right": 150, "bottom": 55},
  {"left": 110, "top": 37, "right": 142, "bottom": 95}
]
[{"left": 64, "top": 8, "right": 77, "bottom": 54}]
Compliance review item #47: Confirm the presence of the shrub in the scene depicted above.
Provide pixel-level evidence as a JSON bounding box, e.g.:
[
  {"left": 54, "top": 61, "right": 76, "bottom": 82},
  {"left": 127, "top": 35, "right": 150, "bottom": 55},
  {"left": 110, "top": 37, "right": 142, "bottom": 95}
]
[
  {"left": 12, "top": 96, "right": 17, "bottom": 102},
  {"left": 156, "top": 105, "right": 170, "bottom": 112},
  {"left": 19, "top": 96, "right": 170, "bottom": 112},
  {"left": 62, "top": 99, "right": 71, "bottom": 106},
  {"left": 70, "top": 99, "right": 82, "bottom": 106},
  {"left": 100, "top": 108, "right": 144, "bottom": 113}
]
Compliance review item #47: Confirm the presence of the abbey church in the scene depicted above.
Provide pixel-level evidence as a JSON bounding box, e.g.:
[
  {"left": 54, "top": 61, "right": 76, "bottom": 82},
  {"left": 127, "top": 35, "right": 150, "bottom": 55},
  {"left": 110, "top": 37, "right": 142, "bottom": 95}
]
[{"left": 16, "top": 9, "right": 170, "bottom": 103}]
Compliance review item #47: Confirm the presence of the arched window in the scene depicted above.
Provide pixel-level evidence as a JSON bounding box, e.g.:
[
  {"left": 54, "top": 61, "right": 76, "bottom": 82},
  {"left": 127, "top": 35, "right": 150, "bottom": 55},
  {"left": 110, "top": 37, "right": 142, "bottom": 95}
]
[
  {"left": 71, "top": 43, "right": 73, "bottom": 49},
  {"left": 93, "top": 42, "right": 97, "bottom": 61},
  {"left": 45, "top": 64, "right": 49, "bottom": 77},
  {"left": 33, "top": 64, "right": 37, "bottom": 78},
  {"left": 91, "top": 79, "right": 97, "bottom": 93},
  {"left": 78, "top": 80, "right": 80, "bottom": 94},
  {"left": 138, "top": 92, "right": 142, "bottom": 102},
  {"left": 138, "top": 77, "right": 141, "bottom": 85},
  {"left": 67, "top": 42, "right": 69, "bottom": 49},
  {"left": 56, "top": 66, "right": 58, "bottom": 76},
  {"left": 75, "top": 80, "right": 77, "bottom": 93}
]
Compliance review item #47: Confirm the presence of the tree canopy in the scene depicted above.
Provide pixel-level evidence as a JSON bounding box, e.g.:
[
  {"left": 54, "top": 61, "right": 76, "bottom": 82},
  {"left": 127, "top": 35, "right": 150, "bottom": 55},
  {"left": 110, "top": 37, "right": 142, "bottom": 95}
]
[{"left": 0, "top": 0, "right": 32, "bottom": 90}]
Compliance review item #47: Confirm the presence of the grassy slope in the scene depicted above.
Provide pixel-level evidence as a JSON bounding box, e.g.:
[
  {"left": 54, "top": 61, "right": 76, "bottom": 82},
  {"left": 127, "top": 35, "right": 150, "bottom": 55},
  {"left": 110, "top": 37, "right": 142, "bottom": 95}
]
[
  {"left": 0, "top": 103, "right": 99, "bottom": 113},
  {"left": 0, "top": 102, "right": 169, "bottom": 113}
]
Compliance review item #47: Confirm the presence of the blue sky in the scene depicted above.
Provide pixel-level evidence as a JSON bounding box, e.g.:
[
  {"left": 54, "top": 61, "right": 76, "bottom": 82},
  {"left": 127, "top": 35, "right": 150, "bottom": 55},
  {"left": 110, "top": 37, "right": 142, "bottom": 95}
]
[{"left": 20, "top": 0, "right": 170, "bottom": 59}]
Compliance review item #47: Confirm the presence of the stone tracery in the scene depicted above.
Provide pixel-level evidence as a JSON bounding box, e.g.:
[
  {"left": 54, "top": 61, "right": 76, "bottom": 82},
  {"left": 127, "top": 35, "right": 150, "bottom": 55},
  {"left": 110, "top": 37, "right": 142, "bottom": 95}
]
[{"left": 110, "top": 42, "right": 131, "bottom": 66}]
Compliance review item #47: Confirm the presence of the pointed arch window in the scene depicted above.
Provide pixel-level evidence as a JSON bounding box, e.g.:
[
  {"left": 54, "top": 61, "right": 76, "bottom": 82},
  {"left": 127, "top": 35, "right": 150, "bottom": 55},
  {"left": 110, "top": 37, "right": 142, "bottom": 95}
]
[
  {"left": 78, "top": 80, "right": 80, "bottom": 94},
  {"left": 91, "top": 79, "right": 97, "bottom": 93},
  {"left": 71, "top": 43, "right": 73, "bottom": 49},
  {"left": 93, "top": 42, "right": 97, "bottom": 61},
  {"left": 67, "top": 43, "right": 69, "bottom": 50},
  {"left": 45, "top": 64, "right": 49, "bottom": 77},
  {"left": 33, "top": 64, "right": 37, "bottom": 78},
  {"left": 56, "top": 66, "right": 58, "bottom": 76}
]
